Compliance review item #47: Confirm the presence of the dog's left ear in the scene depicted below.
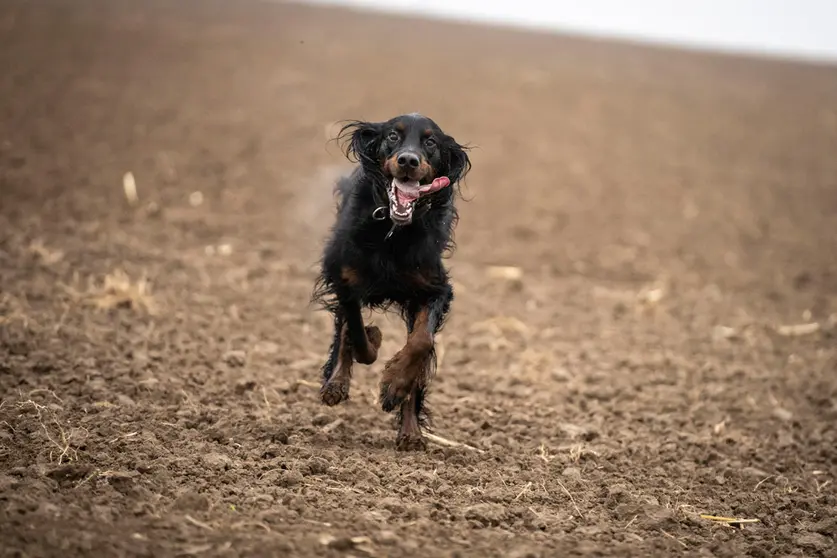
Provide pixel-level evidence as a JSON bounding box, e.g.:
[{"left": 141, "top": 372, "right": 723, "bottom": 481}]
[{"left": 445, "top": 139, "right": 472, "bottom": 185}]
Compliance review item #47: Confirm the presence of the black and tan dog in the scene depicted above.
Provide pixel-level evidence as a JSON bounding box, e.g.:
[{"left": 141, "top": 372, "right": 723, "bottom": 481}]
[{"left": 312, "top": 113, "right": 471, "bottom": 450}]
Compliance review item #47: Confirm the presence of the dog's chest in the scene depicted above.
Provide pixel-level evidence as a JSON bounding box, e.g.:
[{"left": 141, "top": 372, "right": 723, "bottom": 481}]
[{"left": 346, "top": 237, "right": 444, "bottom": 303}]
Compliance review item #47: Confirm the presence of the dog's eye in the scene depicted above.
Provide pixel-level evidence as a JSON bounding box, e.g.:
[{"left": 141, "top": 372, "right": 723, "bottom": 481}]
[
  {"left": 387, "top": 132, "right": 400, "bottom": 142},
  {"left": 424, "top": 138, "right": 437, "bottom": 149}
]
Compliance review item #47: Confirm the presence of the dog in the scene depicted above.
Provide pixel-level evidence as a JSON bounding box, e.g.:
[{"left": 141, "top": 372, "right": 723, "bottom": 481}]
[{"left": 312, "top": 113, "right": 471, "bottom": 450}]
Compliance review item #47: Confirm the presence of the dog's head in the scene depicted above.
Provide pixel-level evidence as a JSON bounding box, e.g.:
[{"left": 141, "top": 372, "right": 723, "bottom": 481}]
[{"left": 338, "top": 113, "right": 471, "bottom": 226}]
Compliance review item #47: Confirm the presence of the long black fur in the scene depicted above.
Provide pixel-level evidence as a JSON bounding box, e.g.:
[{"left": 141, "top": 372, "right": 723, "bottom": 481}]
[{"left": 311, "top": 113, "right": 471, "bottom": 437}]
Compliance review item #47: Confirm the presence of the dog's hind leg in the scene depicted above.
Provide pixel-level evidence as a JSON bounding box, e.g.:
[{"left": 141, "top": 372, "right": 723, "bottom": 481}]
[
  {"left": 320, "top": 311, "right": 353, "bottom": 406},
  {"left": 320, "top": 297, "right": 383, "bottom": 407},
  {"left": 320, "top": 311, "right": 344, "bottom": 384},
  {"left": 320, "top": 298, "right": 383, "bottom": 406},
  {"left": 395, "top": 383, "right": 431, "bottom": 451}
]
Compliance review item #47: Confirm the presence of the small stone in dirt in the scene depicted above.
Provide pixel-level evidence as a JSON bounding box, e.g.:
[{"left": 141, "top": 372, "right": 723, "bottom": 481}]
[
  {"left": 640, "top": 495, "right": 660, "bottom": 507},
  {"left": 46, "top": 464, "right": 94, "bottom": 484},
  {"left": 558, "top": 422, "right": 598, "bottom": 441},
  {"left": 320, "top": 535, "right": 364, "bottom": 551},
  {"left": 794, "top": 532, "right": 830, "bottom": 551},
  {"left": 279, "top": 469, "right": 304, "bottom": 487},
  {"left": 234, "top": 379, "right": 257, "bottom": 394},
  {"left": 274, "top": 379, "right": 294, "bottom": 394},
  {"left": 0, "top": 475, "right": 18, "bottom": 492},
  {"left": 486, "top": 265, "right": 523, "bottom": 281},
  {"left": 380, "top": 497, "right": 406, "bottom": 515},
  {"left": 274, "top": 541, "right": 295, "bottom": 553},
  {"left": 105, "top": 471, "right": 138, "bottom": 485},
  {"left": 305, "top": 457, "right": 330, "bottom": 475},
  {"left": 9, "top": 467, "right": 27, "bottom": 477},
  {"left": 311, "top": 414, "right": 331, "bottom": 427},
  {"left": 772, "top": 407, "right": 793, "bottom": 421},
  {"left": 810, "top": 517, "right": 837, "bottom": 536},
  {"left": 222, "top": 350, "right": 247, "bottom": 367},
  {"left": 39, "top": 502, "right": 61, "bottom": 517},
  {"left": 76, "top": 356, "right": 97, "bottom": 369},
  {"left": 464, "top": 503, "right": 506, "bottom": 527},
  {"left": 551, "top": 367, "right": 572, "bottom": 381},
  {"left": 712, "top": 325, "right": 739, "bottom": 342},
  {"left": 201, "top": 452, "right": 233, "bottom": 471},
  {"left": 614, "top": 503, "right": 643, "bottom": 520},
  {"left": 457, "top": 418, "right": 478, "bottom": 433},
  {"left": 205, "top": 427, "right": 227, "bottom": 443},
  {"left": 607, "top": 484, "right": 632, "bottom": 504},
  {"left": 562, "top": 467, "right": 582, "bottom": 481},
  {"left": 116, "top": 393, "right": 136, "bottom": 407},
  {"left": 456, "top": 380, "right": 476, "bottom": 392},
  {"left": 523, "top": 510, "right": 548, "bottom": 532},
  {"left": 742, "top": 466, "right": 770, "bottom": 478},
  {"left": 576, "top": 525, "right": 605, "bottom": 537},
  {"left": 271, "top": 430, "right": 290, "bottom": 445},
  {"left": 253, "top": 341, "right": 280, "bottom": 355},
  {"left": 640, "top": 507, "right": 678, "bottom": 530},
  {"left": 375, "top": 530, "right": 398, "bottom": 545},
  {"left": 485, "top": 432, "right": 513, "bottom": 449}
]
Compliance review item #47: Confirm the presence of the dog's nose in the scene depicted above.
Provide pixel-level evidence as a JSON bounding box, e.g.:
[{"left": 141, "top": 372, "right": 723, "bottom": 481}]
[{"left": 396, "top": 152, "right": 421, "bottom": 169}]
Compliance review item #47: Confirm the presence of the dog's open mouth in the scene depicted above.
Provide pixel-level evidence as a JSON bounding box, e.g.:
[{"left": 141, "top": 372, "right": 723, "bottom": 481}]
[{"left": 388, "top": 176, "right": 451, "bottom": 225}]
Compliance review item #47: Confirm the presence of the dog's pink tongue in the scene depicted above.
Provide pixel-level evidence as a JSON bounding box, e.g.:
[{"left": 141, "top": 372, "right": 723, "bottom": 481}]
[
  {"left": 393, "top": 177, "right": 451, "bottom": 206},
  {"left": 419, "top": 176, "right": 451, "bottom": 194}
]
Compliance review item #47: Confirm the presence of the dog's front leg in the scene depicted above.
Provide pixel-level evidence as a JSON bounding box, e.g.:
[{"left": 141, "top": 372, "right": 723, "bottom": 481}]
[
  {"left": 342, "top": 298, "right": 382, "bottom": 366},
  {"left": 380, "top": 287, "right": 452, "bottom": 450}
]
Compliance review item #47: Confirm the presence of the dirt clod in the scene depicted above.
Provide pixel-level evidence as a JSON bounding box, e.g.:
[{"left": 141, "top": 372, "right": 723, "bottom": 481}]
[
  {"left": 794, "top": 532, "right": 831, "bottom": 552},
  {"left": 561, "top": 467, "right": 582, "bottom": 481},
  {"left": 464, "top": 503, "right": 507, "bottom": 527},
  {"left": 223, "top": 350, "right": 247, "bottom": 367},
  {"left": 305, "top": 457, "right": 330, "bottom": 475},
  {"left": 201, "top": 453, "right": 233, "bottom": 471},
  {"left": 173, "top": 492, "right": 211, "bottom": 512}
]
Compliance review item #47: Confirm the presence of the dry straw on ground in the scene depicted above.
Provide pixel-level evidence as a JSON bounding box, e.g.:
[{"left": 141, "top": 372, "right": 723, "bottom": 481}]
[{"left": 63, "top": 269, "right": 158, "bottom": 314}]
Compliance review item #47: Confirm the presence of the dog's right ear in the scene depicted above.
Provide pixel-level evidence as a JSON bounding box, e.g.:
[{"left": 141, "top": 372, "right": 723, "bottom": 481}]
[
  {"left": 444, "top": 139, "right": 472, "bottom": 186},
  {"left": 336, "top": 120, "right": 383, "bottom": 165}
]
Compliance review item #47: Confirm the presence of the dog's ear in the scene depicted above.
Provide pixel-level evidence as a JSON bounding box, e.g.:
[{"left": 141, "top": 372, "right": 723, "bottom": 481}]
[
  {"left": 445, "top": 139, "right": 472, "bottom": 185},
  {"left": 337, "top": 120, "right": 383, "bottom": 166}
]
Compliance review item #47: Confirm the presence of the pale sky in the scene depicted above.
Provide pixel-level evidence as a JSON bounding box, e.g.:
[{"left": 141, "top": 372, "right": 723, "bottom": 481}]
[{"left": 297, "top": 0, "right": 837, "bottom": 62}]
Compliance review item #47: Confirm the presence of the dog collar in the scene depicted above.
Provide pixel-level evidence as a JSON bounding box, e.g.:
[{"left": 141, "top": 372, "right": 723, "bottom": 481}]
[{"left": 372, "top": 201, "right": 432, "bottom": 241}]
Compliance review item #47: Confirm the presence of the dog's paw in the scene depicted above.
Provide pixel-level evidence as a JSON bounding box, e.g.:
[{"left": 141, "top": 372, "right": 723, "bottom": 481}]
[
  {"left": 379, "top": 350, "right": 421, "bottom": 412},
  {"left": 396, "top": 431, "right": 427, "bottom": 452},
  {"left": 354, "top": 325, "right": 382, "bottom": 365},
  {"left": 379, "top": 380, "right": 407, "bottom": 413},
  {"left": 320, "top": 380, "right": 349, "bottom": 406}
]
